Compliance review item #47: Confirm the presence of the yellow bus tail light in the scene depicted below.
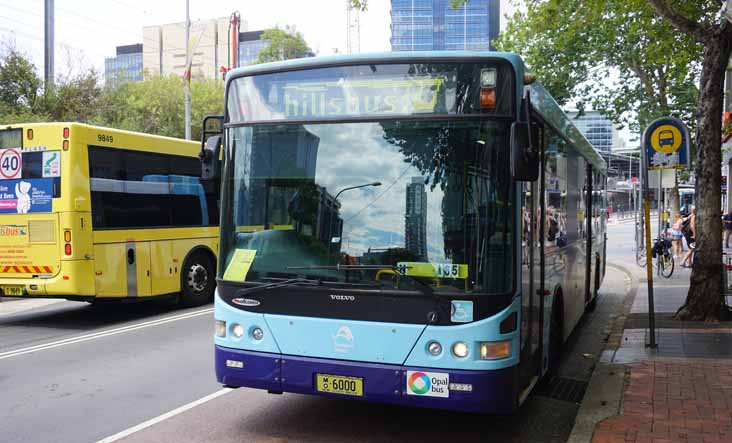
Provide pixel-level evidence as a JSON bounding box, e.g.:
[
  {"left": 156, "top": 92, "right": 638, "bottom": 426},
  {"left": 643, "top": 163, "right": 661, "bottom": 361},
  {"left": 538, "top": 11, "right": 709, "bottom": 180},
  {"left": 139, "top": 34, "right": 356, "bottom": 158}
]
[
  {"left": 64, "top": 230, "right": 71, "bottom": 242},
  {"left": 63, "top": 127, "right": 69, "bottom": 138},
  {"left": 64, "top": 243, "right": 72, "bottom": 255}
]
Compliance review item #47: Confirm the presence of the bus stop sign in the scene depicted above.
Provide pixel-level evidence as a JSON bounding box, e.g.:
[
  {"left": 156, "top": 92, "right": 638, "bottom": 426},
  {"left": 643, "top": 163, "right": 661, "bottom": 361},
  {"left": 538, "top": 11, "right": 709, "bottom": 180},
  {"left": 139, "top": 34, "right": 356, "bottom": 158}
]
[{"left": 643, "top": 117, "right": 690, "bottom": 171}]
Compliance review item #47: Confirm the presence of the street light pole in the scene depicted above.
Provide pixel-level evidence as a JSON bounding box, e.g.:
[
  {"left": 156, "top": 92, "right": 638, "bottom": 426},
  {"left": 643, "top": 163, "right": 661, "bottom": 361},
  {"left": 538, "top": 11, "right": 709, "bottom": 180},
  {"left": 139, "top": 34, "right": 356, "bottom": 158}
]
[
  {"left": 327, "top": 182, "right": 382, "bottom": 260},
  {"left": 184, "top": 0, "right": 191, "bottom": 140}
]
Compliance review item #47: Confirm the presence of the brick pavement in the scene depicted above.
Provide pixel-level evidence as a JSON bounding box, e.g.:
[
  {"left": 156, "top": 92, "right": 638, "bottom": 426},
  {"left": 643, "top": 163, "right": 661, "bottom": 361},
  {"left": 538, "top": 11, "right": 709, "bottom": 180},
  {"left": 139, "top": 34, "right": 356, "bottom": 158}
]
[{"left": 591, "top": 361, "right": 732, "bottom": 443}]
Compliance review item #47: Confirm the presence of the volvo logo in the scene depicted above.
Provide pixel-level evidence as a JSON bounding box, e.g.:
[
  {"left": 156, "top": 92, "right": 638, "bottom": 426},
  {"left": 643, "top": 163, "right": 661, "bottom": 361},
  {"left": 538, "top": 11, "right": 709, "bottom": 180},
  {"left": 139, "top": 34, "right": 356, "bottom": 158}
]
[
  {"left": 232, "top": 298, "right": 261, "bottom": 307},
  {"left": 330, "top": 294, "right": 355, "bottom": 301}
]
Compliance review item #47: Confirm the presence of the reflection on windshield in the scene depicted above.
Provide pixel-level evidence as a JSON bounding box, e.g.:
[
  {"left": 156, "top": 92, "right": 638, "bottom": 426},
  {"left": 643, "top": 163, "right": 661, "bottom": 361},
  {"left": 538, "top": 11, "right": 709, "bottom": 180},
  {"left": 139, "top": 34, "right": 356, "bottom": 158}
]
[{"left": 219, "top": 120, "right": 513, "bottom": 295}]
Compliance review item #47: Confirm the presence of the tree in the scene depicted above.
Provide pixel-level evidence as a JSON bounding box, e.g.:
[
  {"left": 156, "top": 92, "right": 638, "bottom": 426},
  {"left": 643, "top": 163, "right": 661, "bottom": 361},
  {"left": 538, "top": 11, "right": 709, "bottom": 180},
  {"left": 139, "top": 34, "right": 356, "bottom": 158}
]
[
  {"left": 647, "top": 0, "right": 732, "bottom": 321},
  {"left": 497, "top": 0, "right": 703, "bottom": 219},
  {"left": 0, "top": 48, "right": 43, "bottom": 116},
  {"left": 95, "top": 75, "right": 223, "bottom": 140},
  {"left": 255, "top": 27, "right": 312, "bottom": 64}
]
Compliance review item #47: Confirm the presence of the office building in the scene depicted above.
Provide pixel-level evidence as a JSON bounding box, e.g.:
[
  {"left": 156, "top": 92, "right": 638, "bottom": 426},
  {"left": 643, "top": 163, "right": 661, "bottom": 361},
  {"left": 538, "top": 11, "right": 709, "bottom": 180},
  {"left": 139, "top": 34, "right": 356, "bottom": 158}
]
[
  {"left": 569, "top": 111, "right": 619, "bottom": 153},
  {"left": 104, "top": 18, "right": 272, "bottom": 84},
  {"left": 390, "top": 0, "right": 500, "bottom": 51},
  {"left": 104, "top": 44, "right": 143, "bottom": 86},
  {"left": 405, "top": 177, "right": 428, "bottom": 260}
]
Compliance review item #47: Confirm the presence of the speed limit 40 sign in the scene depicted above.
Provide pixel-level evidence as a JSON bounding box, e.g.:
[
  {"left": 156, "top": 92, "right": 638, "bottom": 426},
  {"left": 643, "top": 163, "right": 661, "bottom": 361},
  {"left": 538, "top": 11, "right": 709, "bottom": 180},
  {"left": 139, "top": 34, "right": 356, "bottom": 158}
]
[{"left": 0, "top": 148, "right": 22, "bottom": 180}]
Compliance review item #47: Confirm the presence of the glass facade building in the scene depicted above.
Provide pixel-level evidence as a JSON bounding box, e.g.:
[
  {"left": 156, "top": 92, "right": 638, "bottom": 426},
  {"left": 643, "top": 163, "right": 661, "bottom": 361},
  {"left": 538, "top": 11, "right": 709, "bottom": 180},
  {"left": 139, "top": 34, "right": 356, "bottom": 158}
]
[
  {"left": 569, "top": 111, "right": 616, "bottom": 153},
  {"left": 391, "top": 0, "right": 500, "bottom": 51},
  {"left": 104, "top": 44, "right": 143, "bottom": 86},
  {"left": 238, "top": 31, "right": 269, "bottom": 67}
]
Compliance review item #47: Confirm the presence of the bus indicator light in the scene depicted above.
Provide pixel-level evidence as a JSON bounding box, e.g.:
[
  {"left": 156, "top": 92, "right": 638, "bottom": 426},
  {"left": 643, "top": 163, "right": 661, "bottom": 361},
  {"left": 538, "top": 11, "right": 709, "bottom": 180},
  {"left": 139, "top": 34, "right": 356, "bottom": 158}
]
[
  {"left": 27, "top": 129, "right": 33, "bottom": 140},
  {"left": 63, "top": 127, "right": 69, "bottom": 139},
  {"left": 480, "top": 88, "right": 496, "bottom": 108},
  {"left": 64, "top": 230, "right": 71, "bottom": 242},
  {"left": 215, "top": 320, "right": 226, "bottom": 337},
  {"left": 62, "top": 140, "right": 69, "bottom": 151},
  {"left": 480, "top": 341, "right": 511, "bottom": 360}
]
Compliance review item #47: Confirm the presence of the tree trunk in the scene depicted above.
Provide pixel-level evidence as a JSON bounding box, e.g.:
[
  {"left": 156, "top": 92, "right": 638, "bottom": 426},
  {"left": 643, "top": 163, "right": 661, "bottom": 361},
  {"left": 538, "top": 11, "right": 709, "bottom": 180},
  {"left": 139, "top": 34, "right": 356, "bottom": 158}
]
[{"left": 675, "top": 30, "right": 732, "bottom": 322}]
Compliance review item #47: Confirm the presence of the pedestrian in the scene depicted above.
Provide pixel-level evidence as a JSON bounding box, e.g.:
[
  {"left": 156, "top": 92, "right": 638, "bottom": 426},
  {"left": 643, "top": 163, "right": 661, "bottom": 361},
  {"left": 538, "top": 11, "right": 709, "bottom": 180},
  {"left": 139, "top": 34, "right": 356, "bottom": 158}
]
[
  {"left": 681, "top": 207, "right": 696, "bottom": 268},
  {"left": 723, "top": 210, "right": 732, "bottom": 248},
  {"left": 670, "top": 214, "right": 684, "bottom": 258}
]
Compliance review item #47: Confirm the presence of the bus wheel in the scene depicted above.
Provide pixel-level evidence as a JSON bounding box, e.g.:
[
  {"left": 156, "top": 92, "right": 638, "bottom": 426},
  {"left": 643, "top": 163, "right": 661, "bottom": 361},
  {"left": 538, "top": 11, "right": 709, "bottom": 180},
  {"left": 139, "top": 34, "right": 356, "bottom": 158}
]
[{"left": 180, "top": 252, "right": 215, "bottom": 306}]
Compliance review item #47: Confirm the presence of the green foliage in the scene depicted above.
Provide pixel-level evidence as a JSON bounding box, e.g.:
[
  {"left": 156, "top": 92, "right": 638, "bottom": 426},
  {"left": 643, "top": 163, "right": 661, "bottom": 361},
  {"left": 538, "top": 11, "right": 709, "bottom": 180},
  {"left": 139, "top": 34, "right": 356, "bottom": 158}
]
[
  {"left": 496, "top": 0, "right": 704, "bottom": 133},
  {"left": 0, "top": 48, "right": 42, "bottom": 114},
  {"left": 94, "top": 75, "right": 223, "bottom": 140},
  {"left": 255, "top": 27, "right": 311, "bottom": 64},
  {"left": 0, "top": 49, "right": 224, "bottom": 141}
]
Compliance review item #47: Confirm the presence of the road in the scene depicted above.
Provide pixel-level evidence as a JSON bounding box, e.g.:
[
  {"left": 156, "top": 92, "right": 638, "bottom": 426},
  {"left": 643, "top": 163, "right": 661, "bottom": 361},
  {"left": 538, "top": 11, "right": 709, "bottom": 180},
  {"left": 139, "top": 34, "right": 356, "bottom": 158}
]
[{"left": 0, "top": 223, "right": 634, "bottom": 443}]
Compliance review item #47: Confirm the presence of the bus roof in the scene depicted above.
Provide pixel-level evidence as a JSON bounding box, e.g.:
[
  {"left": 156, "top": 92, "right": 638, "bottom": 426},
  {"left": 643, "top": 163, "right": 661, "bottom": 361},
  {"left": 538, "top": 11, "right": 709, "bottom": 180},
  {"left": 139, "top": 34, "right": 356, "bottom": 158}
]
[
  {"left": 7, "top": 122, "right": 199, "bottom": 147},
  {"left": 226, "top": 51, "right": 606, "bottom": 173}
]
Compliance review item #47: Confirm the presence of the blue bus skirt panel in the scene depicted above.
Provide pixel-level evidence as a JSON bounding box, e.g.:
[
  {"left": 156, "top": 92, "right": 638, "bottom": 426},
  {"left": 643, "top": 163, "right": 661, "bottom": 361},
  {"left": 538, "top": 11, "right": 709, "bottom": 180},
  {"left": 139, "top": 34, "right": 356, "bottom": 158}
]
[{"left": 216, "top": 346, "right": 519, "bottom": 414}]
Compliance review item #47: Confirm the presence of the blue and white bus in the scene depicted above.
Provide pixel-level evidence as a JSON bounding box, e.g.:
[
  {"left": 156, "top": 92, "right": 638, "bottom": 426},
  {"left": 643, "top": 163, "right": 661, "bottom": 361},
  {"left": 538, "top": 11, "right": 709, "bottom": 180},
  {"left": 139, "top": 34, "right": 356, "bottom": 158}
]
[{"left": 205, "top": 52, "right": 607, "bottom": 414}]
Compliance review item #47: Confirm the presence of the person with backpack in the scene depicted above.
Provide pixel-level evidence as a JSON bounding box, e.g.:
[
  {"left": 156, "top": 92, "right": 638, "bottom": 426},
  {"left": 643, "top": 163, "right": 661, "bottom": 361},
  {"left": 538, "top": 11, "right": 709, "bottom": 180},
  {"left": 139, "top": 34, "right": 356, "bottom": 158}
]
[{"left": 681, "top": 208, "right": 696, "bottom": 268}]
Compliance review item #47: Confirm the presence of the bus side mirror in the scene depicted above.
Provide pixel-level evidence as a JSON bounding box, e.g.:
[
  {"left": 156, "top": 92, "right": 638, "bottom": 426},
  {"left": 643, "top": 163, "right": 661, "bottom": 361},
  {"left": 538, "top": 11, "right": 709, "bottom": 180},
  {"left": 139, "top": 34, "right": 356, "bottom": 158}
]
[
  {"left": 511, "top": 122, "right": 539, "bottom": 181},
  {"left": 200, "top": 135, "right": 222, "bottom": 181}
]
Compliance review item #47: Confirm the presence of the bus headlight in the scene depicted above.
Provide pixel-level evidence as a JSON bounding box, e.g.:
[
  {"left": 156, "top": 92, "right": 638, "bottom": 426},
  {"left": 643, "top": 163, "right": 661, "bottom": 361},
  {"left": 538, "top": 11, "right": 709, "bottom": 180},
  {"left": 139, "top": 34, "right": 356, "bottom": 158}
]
[
  {"left": 427, "top": 341, "right": 442, "bottom": 356},
  {"left": 251, "top": 327, "right": 264, "bottom": 341},
  {"left": 480, "top": 341, "right": 511, "bottom": 360},
  {"left": 232, "top": 323, "right": 244, "bottom": 338},
  {"left": 215, "top": 320, "right": 226, "bottom": 337},
  {"left": 451, "top": 341, "right": 470, "bottom": 358}
]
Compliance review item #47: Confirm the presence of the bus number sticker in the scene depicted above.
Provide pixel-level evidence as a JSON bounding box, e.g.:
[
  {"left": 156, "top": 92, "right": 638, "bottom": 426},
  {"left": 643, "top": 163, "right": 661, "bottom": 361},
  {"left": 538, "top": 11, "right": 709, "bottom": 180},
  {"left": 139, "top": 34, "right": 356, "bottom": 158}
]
[
  {"left": 42, "top": 151, "right": 61, "bottom": 178},
  {"left": 223, "top": 249, "right": 257, "bottom": 281},
  {"left": 396, "top": 262, "right": 468, "bottom": 280},
  {"left": 0, "top": 149, "right": 22, "bottom": 180}
]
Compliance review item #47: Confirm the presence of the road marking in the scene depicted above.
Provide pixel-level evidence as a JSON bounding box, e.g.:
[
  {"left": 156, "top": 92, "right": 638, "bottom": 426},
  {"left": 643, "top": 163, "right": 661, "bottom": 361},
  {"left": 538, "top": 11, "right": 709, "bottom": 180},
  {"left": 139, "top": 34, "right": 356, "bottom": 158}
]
[
  {"left": 0, "top": 307, "right": 214, "bottom": 361},
  {"left": 96, "top": 388, "right": 232, "bottom": 443}
]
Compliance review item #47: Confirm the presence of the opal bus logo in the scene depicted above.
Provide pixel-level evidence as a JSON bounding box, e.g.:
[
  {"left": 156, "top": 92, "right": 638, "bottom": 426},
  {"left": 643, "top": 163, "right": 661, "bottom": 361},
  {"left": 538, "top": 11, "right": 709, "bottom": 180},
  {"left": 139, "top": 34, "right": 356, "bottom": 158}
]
[
  {"left": 406, "top": 370, "right": 450, "bottom": 398},
  {"left": 332, "top": 325, "right": 354, "bottom": 353},
  {"left": 408, "top": 372, "right": 431, "bottom": 395}
]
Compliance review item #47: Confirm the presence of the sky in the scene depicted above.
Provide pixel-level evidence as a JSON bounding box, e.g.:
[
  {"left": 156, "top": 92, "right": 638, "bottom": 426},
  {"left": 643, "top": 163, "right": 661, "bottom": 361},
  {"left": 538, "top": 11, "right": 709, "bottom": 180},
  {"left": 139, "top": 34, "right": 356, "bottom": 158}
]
[{"left": 0, "top": 0, "right": 394, "bottom": 76}]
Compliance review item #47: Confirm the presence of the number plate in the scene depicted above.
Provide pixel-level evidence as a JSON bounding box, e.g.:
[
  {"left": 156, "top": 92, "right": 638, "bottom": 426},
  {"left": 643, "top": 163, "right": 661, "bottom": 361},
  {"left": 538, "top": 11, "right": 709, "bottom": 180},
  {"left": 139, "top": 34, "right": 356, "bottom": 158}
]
[
  {"left": 315, "top": 374, "right": 363, "bottom": 397},
  {"left": 2, "top": 285, "right": 23, "bottom": 296}
]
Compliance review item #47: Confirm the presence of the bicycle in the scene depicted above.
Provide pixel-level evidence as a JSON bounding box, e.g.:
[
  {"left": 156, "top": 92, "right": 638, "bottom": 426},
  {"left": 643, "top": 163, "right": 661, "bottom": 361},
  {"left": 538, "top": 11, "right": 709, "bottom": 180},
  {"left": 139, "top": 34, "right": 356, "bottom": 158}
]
[{"left": 651, "top": 235, "right": 674, "bottom": 278}]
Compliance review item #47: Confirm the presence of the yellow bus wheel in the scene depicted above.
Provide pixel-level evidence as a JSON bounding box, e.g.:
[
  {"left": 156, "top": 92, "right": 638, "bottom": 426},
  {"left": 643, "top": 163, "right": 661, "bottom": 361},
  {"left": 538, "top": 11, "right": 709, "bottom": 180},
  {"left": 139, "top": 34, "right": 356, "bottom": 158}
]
[{"left": 180, "top": 252, "right": 215, "bottom": 306}]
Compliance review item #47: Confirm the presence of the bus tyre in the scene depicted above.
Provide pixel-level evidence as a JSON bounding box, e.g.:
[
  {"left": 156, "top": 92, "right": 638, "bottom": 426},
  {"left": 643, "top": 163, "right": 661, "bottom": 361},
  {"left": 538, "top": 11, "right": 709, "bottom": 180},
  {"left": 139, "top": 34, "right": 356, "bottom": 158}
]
[{"left": 180, "top": 252, "right": 215, "bottom": 307}]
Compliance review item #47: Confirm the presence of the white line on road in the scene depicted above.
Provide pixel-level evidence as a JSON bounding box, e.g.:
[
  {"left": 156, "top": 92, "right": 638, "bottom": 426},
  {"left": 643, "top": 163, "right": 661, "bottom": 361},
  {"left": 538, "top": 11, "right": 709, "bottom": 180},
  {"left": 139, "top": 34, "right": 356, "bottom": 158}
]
[
  {"left": 96, "top": 388, "right": 233, "bottom": 443},
  {"left": 0, "top": 307, "right": 214, "bottom": 361}
]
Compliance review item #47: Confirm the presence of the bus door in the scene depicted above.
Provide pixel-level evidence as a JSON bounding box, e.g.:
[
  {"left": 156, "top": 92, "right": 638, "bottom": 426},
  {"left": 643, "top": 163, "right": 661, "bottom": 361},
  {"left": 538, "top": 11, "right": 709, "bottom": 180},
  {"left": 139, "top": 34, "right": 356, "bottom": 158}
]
[
  {"left": 519, "top": 179, "right": 542, "bottom": 389},
  {"left": 124, "top": 241, "right": 151, "bottom": 297}
]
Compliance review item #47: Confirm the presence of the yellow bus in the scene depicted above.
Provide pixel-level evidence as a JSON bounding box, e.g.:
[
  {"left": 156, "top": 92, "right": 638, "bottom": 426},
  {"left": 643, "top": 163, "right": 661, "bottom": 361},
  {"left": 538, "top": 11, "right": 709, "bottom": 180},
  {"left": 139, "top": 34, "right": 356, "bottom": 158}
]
[{"left": 0, "top": 123, "right": 218, "bottom": 306}]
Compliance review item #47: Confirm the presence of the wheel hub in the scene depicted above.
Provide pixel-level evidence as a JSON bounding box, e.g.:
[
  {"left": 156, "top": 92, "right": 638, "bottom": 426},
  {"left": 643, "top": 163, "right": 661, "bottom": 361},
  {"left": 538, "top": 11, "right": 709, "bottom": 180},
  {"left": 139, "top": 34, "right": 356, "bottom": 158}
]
[{"left": 187, "top": 264, "right": 209, "bottom": 294}]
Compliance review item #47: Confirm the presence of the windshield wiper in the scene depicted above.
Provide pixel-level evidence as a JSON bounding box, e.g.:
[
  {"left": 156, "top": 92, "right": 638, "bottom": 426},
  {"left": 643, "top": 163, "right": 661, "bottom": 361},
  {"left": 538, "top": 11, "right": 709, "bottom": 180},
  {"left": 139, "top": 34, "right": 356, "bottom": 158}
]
[
  {"left": 235, "top": 277, "right": 321, "bottom": 296},
  {"left": 285, "top": 264, "right": 434, "bottom": 296}
]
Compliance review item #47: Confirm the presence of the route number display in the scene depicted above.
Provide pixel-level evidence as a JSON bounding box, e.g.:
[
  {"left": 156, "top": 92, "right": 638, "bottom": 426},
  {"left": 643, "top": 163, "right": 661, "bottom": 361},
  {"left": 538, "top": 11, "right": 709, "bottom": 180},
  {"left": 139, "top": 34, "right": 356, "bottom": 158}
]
[{"left": 0, "top": 149, "right": 22, "bottom": 180}]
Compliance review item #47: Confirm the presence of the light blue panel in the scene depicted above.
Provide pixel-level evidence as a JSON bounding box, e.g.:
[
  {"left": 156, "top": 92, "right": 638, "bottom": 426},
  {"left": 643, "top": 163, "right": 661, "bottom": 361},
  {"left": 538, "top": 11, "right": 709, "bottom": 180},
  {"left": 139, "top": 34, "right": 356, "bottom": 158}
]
[
  {"left": 214, "top": 291, "right": 281, "bottom": 354},
  {"left": 404, "top": 297, "right": 521, "bottom": 371},
  {"left": 263, "top": 314, "right": 427, "bottom": 365}
]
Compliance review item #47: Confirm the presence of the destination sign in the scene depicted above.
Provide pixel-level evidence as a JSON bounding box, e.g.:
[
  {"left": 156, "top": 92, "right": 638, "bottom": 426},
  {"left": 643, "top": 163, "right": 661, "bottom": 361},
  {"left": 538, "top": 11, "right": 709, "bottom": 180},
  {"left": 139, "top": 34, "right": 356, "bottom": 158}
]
[{"left": 227, "top": 62, "right": 514, "bottom": 123}]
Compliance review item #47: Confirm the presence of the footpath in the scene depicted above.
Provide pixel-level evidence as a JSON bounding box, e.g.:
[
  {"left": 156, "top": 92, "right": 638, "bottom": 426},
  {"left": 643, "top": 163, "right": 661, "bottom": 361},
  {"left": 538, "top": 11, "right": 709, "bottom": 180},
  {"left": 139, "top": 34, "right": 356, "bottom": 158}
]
[{"left": 569, "top": 250, "right": 732, "bottom": 443}]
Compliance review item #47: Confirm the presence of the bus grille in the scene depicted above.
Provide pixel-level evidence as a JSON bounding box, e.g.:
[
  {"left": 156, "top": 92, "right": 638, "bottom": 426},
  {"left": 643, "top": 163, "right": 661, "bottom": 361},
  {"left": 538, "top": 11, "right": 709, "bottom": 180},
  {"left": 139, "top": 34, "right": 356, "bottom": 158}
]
[{"left": 29, "top": 220, "right": 55, "bottom": 243}]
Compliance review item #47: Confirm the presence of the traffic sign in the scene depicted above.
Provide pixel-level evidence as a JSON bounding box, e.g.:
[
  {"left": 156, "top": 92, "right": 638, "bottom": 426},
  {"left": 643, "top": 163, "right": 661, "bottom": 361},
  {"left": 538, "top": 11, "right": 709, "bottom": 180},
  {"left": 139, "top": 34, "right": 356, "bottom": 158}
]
[
  {"left": 643, "top": 117, "right": 690, "bottom": 171},
  {"left": 0, "top": 148, "right": 22, "bottom": 180}
]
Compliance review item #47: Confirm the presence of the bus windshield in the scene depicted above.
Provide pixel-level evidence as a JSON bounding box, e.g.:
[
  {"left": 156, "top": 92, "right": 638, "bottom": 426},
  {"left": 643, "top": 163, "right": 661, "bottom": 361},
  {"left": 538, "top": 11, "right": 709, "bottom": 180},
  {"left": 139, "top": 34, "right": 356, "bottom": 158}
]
[{"left": 219, "top": 119, "right": 514, "bottom": 295}]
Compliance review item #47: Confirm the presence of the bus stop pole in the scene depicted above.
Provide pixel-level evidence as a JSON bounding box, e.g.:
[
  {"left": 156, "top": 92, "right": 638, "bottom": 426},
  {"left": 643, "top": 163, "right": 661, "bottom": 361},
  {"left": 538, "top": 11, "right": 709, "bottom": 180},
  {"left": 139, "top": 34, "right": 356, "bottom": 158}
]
[{"left": 641, "top": 133, "right": 657, "bottom": 349}]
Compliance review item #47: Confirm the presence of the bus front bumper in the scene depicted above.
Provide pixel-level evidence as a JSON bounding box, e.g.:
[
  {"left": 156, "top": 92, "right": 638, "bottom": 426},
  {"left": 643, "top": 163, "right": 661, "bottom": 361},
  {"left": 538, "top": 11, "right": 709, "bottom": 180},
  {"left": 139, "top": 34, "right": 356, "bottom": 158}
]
[{"left": 215, "top": 345, "right": 518, "bottom": 414}]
